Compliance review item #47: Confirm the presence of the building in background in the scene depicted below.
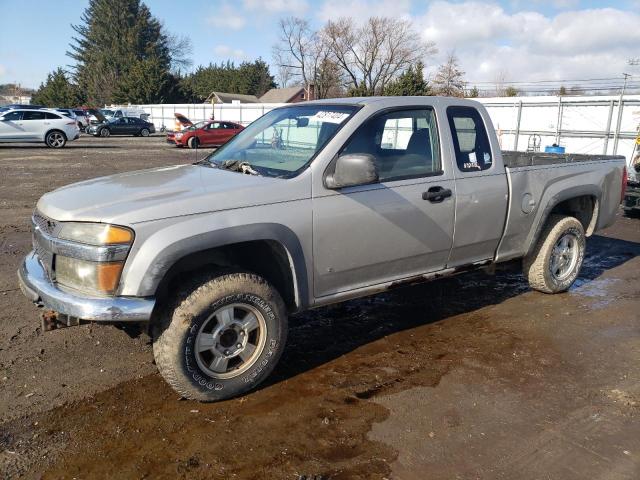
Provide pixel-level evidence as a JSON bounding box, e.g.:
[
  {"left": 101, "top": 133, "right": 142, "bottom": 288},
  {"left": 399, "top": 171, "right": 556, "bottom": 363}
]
[{"left": 259, "top": 86, "right": 310, "bottom": 103}]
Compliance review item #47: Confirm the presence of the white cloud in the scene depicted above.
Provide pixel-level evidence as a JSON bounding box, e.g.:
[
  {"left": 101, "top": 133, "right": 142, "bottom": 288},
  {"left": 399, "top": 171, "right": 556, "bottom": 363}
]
[
  {"left": 243, "top": 0, "right": 309, "bottom": 15},
  {"left": 316, "top": 0, "right": 412, "bottom": 22},
  {"left": 417, "top": 2, "right": 640, "bottom": 84},
  {"left": 213, "top": 45, "right": 247, "bottom": 60},
  {"left": 207, "top": 3, "right": 246, "bottom": 30}
]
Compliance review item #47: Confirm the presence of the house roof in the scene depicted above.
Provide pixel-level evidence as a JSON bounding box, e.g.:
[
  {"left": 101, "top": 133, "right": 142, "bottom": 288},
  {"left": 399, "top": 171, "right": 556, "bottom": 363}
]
[
  {"left": 259, "top": 86, "right": 305, "bottom": 103},
  {"left": 206, "top": 91, "right": 260, "bottom": 103}
]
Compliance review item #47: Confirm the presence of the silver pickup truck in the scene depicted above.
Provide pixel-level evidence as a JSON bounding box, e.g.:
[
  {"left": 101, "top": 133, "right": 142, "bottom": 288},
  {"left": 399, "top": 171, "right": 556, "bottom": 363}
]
[{"left": 18, "top": 97, "right": 626, "bottom": 401}]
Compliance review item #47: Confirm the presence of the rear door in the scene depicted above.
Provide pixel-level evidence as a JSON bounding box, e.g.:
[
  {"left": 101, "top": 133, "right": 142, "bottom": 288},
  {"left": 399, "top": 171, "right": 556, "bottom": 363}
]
[
  {"left": 445, "top": 106, "right": 508, "bottom": 267},
  {"left": 313, "top": 106, "right": 456, "bottom": 297},
  {"left": 22, "top": 111, "right": 48, "bottom": 139},
  {"left": 0, "top": 111, "right": 26, "bottom": 140}
]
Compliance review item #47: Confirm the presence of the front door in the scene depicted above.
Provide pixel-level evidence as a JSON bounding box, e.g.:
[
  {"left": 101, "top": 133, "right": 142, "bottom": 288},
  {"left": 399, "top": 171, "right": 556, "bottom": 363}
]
[
  {"left": 0, "top": 111, "right": 26, "bottom": 141},
  {"left": 313, "top": 107, "right": 456, "bottom": 298}
]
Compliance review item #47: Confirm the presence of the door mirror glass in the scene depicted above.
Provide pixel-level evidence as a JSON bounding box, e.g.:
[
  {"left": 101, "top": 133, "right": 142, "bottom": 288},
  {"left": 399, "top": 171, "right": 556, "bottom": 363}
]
[
  {"left": 325, "top": 153, "right": 379, "bottom": 189},
  {"left": 296, "top": 117, "right": 309, "bottom": 128}
]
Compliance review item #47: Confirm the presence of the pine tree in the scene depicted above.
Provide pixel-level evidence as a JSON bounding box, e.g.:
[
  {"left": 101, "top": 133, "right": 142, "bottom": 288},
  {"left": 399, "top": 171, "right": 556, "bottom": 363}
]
[
  {"left": 30, "top": 68, "right": 81, "bottom": 107},
  {"left": 384, "top": 61, "right": 430, "bottom": 96},
  {"left": 467, "top": 86, "right": 480, "bottom": 98},
  {"left": 68, "top": 0, "right": 172, "bottom": 105}
]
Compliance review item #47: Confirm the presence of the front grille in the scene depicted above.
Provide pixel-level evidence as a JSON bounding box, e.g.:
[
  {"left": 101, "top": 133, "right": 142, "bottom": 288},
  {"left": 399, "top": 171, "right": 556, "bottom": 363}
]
[
  {"left": 32, "top": 211, "right": 58, "bottom": 236},
  {"left": 31, "top": 211, "right": 57, "bottom": 280}
]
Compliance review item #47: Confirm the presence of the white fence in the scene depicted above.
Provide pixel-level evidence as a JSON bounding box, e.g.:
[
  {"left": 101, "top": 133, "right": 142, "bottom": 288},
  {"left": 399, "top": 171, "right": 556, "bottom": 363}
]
[{"left": 135, "top": 94, "right": 640, "bottom": 167}]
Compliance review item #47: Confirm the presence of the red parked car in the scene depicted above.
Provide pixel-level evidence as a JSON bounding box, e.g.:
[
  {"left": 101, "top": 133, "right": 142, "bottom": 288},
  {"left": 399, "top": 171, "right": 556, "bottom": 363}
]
[{"left": 173, "top": 120, "right": 244, "bottom": 148}]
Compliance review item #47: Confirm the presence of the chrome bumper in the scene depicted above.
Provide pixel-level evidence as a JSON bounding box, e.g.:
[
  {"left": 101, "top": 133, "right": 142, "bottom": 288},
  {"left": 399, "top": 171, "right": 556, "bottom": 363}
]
[{"left": 17, "top": 251, "right": 155, "bottom": 322}]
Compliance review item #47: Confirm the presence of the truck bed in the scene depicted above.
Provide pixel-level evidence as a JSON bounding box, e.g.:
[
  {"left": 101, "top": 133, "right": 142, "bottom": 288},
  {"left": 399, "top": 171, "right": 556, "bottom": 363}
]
[{"left": 502, "top": 151, "right": 625, "bottom": 168}]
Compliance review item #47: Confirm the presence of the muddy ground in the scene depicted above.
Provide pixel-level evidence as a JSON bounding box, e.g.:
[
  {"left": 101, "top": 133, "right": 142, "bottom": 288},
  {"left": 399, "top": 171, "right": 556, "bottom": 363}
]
[{"left": 0, "top": 135, "right": 639, "bottom": 479}]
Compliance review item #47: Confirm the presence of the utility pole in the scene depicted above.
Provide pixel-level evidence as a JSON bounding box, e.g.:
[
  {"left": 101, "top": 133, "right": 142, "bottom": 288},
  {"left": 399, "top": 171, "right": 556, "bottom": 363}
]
[{"left": 612, "top": 73, "right": 630, "bottom": 155}]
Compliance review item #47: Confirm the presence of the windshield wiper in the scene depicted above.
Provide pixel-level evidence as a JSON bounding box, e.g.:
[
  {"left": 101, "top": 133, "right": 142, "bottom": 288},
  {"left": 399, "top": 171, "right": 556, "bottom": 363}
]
[{"left": 218, "top": 159, "right": 259, "bottom": 175}]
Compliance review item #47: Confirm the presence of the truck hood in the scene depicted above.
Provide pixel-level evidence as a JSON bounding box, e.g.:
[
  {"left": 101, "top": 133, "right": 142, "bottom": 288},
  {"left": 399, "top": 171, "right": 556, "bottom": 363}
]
[{"left": 37, "top": 164, "right": 305, "bottom": 224}]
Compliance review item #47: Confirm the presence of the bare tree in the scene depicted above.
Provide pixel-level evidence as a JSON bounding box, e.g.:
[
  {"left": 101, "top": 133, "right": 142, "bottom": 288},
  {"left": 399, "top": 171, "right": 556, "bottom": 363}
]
[
  {"left": 276, "top": 64, "right": 294, "bottom": 88},
  {"left": 494, "top": 70, "right": 507, "bottom": 97},
  {"left": 322, "top": 17, "right": 436, "bottom": 95},
  {"left": 166, "top": 33, "right": 193, "bottom": 72},
  {"left": 432, "top": 53, "right": 466, "bottom": 97},
  {"left": 272, "top": 17, "right": 343, "bottom": 98}
]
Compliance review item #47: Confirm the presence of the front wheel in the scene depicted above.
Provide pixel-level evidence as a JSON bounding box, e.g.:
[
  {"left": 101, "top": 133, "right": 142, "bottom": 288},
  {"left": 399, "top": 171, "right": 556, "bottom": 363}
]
[
  {"left": 152, "top": 272, "right": 288, "bottom": 401},
  {"left": 99, "top": 128, "right": 110, "bottom": 137},
  {"left": 523, "top": 215, "right": 586, "bottom": 293},
  {"left": 45, "top": 131, "right": 66, "bottom": 148},
  {"left": 187, "top": 136, "right": 200, "bottom": 149},
  {"left": 140, "top": 128, "right": 150, "bottom": 137}
]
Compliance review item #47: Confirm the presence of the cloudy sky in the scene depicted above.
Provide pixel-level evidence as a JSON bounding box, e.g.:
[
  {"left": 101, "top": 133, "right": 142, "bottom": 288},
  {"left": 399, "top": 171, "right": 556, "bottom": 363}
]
[{"left": 0, "top": 0, "right": 638, "bottom": 89}]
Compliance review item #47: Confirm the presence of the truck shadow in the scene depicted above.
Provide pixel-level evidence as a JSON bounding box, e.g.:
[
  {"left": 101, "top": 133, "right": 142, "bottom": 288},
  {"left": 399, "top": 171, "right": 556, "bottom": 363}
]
[{"left": 269, "top": 234, "right": 640, "bottom": 385}]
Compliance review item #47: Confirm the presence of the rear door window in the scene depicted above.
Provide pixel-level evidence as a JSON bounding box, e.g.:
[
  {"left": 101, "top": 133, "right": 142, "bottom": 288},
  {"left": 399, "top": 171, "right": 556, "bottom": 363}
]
[
  {"left": 44, "top": 112, "right": 62, "bottom": 119},
  {"left": 446, "top": 106, "right": 493, "bottom": 172},
  {"left": 23, "top": 111, "right": 46, "bottom": 120}
]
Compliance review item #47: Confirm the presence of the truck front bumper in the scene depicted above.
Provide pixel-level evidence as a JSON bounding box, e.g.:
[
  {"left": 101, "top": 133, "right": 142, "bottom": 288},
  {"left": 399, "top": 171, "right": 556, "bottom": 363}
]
[{"left": 17, "top": 251, "right": 155, "bottom": 322}]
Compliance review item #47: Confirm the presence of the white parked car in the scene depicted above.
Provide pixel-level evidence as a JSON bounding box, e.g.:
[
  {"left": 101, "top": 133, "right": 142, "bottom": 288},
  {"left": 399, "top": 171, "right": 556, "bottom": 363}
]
[{"left": 0, "top": 108, "right": 80, "bottom": 148}]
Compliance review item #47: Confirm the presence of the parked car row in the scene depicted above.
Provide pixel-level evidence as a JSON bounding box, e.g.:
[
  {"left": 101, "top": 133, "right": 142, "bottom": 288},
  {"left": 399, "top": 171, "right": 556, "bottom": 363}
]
[{"left": 0, "top": 105, "right": 241, "bottom": 148}]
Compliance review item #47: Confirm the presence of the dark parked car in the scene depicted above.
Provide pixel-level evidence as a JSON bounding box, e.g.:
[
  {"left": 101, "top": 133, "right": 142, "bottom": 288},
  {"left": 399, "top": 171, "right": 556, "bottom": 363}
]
[{"left": 88, "top": 117, "right": 156, "bottom": 137}]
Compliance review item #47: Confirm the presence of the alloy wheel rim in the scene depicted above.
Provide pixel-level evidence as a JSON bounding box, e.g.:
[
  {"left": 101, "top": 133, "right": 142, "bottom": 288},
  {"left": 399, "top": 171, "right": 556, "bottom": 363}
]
[
  {"left": 48, "top": 133, "right": 64, "bottom": 147},
  {"left": 195, "top": 303, "right": 267, "bottom": 379},
  {"left": 549, "top": 233, "right": 579, "bottom": 281}
]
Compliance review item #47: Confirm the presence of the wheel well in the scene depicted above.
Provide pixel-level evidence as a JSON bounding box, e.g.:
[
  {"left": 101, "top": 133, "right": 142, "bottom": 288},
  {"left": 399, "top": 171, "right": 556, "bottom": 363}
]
[
  {"left": 548, "top": 195, "right": 597, "bottom": 235},
  {"left": 155, "top": 240, "right": 297, "bottom": 311},
  {"left": 46, "top": 129, "right": 67, "bottom": 140}
]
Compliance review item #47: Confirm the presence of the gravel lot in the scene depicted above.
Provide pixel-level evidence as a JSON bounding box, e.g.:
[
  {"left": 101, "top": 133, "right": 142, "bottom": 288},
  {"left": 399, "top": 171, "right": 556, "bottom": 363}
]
[{"left": 0, "top": 134, "right": 639, "bottom": 479}]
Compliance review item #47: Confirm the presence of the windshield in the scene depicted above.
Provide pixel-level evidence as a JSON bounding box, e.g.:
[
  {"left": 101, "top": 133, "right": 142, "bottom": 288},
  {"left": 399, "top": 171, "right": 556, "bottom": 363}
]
[
  {"left": 101, "top": 109, "right": 115, "bottom": 117},
  {"left": 205, "top": 104, "right": 358, "bottom": 177},
  {"left": 188, "top": 121, "right": 208, "bottom": 131}
]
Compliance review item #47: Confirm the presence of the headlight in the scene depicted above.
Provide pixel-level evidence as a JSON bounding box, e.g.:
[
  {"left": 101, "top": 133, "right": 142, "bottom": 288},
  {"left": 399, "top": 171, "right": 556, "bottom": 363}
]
[
  {"left": 58, "top": 223, "right": 133, "bottom": 246},
  {"left": 56, "top": 256, "right": 124, "bottom": 295}
]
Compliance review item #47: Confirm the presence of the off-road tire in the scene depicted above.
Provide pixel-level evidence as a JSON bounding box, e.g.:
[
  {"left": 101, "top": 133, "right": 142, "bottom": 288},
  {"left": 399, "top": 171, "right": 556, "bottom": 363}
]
[
  {"left": 152, "top": 272, "right": 287, "bottom": 401},
  {"left": 523, "top": 215, "right": 585, "bottom": 293},
  {"left": 187, "top": 136, "right": 200, "bottom": 149}
]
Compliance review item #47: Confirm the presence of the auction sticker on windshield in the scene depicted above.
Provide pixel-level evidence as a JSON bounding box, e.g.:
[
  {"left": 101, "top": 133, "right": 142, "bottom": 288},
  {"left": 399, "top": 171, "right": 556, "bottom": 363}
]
[{"left": 310, "top": 111, "right": 350, "bottom": 124}]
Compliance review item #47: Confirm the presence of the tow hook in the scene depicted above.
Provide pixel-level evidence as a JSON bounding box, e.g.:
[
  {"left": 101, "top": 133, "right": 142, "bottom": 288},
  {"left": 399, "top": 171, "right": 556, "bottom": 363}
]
[{"left": 41, "top": 310, "right": 81, "bottom": 331}]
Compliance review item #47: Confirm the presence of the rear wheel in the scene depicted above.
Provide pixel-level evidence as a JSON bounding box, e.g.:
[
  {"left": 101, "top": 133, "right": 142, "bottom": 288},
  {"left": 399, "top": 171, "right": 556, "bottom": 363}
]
[
  {"left": 187, "top": 136, "right": 200, "bottom": 149},
  {"left": 45, "top": 130, "right": 66, "bottom": 148},
  {"left": 140, "top": 128, "right": 150, "bottom": 137},
  {"left": 152, "top": 272, "right": 287, "bottom": 401},
  {"left": 523, "top": 215, "right": 585, "bottom": 293},
  {"left": 99, "top": 128, "right": 110, "bottom": 137}
]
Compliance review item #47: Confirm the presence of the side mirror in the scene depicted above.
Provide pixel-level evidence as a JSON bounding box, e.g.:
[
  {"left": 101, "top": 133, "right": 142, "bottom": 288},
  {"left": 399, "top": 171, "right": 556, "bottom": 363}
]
[
  {"left": 296, "top": 117, "right": 309, "bottom": 128},
  {"left": 325, "top": 153, "right": 379, "bottom": 189}
]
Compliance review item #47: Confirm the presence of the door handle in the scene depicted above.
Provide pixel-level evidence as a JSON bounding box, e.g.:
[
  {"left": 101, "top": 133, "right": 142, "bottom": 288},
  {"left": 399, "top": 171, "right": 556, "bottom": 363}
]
[{"left": 422, "top": 186, "right": 452, "bottom": 203}]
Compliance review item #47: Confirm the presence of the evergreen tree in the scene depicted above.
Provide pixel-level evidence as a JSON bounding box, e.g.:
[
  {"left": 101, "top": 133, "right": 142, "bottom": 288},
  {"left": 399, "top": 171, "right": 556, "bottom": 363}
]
[
  {"left": 113, "top": 57, "right": 170, "bottom": 104},
  {"left": 384, "top": 61, "right": 430, "bottom": 96},
  {"left": 467, "top": 86, "right": 480, "bottom": 98},
  {"left": 31, "top": 68, "right": 81, "bottom": 107},
  {"left": 505, "top": 86, "right": 519, "bottom": 97},
  {"left": 182, "top": 60, "right": 276, "bottom": 100},
  {"left": 68, "top": 0, "right": 172, "bottom": 105}
]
